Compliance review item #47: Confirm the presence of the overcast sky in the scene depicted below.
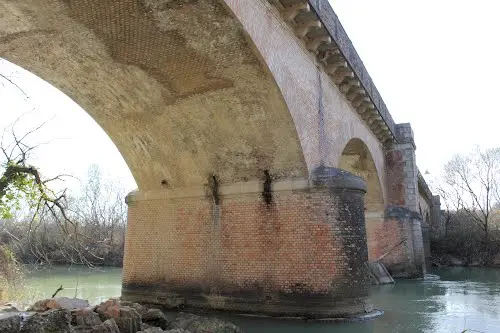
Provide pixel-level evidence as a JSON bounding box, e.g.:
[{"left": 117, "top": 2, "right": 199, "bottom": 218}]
[{"left": 1, "top": 0, "right": 499, "bottom": 194}]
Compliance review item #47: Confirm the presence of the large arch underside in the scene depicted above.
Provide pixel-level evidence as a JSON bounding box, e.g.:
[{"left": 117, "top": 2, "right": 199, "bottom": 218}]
[{"left": 0, "top": 0, "right": 308, "bottom": 190}]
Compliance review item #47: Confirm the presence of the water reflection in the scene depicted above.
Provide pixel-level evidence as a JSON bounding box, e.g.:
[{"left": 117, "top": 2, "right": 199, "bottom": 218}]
[
  {"left": 221, "top": 269, "right": 500, "bottom": 333},
  {"left": 21, "top": 267, "right": 500, "bottom": 333}
]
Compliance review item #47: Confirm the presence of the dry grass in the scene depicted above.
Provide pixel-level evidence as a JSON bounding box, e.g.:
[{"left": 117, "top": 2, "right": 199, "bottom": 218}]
[{"left": 0, "top": 245, "right": 26, "bottom": 304}]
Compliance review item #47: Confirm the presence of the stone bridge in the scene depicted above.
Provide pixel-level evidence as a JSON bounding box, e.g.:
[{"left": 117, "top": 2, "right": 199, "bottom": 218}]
[{"left": 0, "top": 0, "right": 440, "bottom": 319}]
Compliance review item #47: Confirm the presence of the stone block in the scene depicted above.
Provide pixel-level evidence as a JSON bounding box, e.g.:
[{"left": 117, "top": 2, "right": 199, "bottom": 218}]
[
  {"left": 20, "top": 309, "right": 74, "bottom": 333},
  {"left": 81, "top": 319, "right": 121, "bottom": 333},
  {"left": 96, "top": 299, "right": 141, "bottom": 333},
  {"left": 29, "top": 298, "right": 90, "bottom": 312},
  {"left": 141, "top": 309, "right": 170, "bottom": 330},
  {"left": 71, "top": 307, "right": 102, "bottom": 327},
  {"left": 171, "top": 313, "right": 242, "bottom": 333}
]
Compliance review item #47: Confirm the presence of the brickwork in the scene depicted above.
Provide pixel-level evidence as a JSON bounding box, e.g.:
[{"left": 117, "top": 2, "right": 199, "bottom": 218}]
[
  {"left": 366, "top": 217, "right": 407, "bottom": 269},
  {"left": 368, "top": 209, "right": 424, "bottom": 278},
  {"left": 381, "top": 124, "right": 428, "bottom": 277},
  {"left": 0, "top": 0, "right": 388, "bottom": 197},
  {"left": 338, "top": 138, "right": 386, "bottom": 264},
  {"left": 386, "top": 124, "right": 419, "bottom": 211},
  {"left": 122, "top": 170, "right": 373, "bottom": 318},
  {"left": 225, "top": 0, "right": 389, "bottom": 195},
  {"left": 364, "top": 212, "right": 385, "bottom": 261},
  {"left": 0, "top": 0, "right": 441, "bottom": 312}
]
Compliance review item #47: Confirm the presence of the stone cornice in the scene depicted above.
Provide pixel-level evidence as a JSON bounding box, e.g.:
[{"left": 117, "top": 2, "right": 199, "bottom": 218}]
[
  {"left": 126, "top": 178, "right": 310, "bottom": 202},
  {"left": 417, "top": 169, "right": 433, "bottom": 203},
  {"left": 272, "top": 0, "right": 397, "bottom": 143}
]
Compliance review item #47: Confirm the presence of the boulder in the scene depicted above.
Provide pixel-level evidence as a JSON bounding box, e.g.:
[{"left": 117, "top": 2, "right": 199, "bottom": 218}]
[
  {"left": 96, "top": 299, "right": 141, "bottom": 333},
  {"left": 172, "top": 313, "right": 242, "bottom": 333},
  {"left": 115, "top": 307, "right": 142, "bottom": 333},
  {"left": 20, "top": 309, "right": 74, "bottom": 333},
  {"left": 0, "top": 312, "right": 21, "bottom": 333},
  {"left": 99, "top": 319, "right": 121, "bottom": 333},
  {"left": 142, "top": 308, "right": 170, "bottom": 330},
  {"left": 118, "top": 302, "right": 147, "bottom": 316},
  {"left": 74, "top": 319, "right": 121, "bottom": 333},
  {"left": 95, "top": 299, "right": 121, "bottom": 321},
  {"left": 138, "top": 328, "right": 164, "bottom": 333},
  {"left": 71, "top": 307, "right": 102, "bottom": 327},
  {"left": 140, "top": 323, "right": 154, "bottom": 331},
  {"left": 102, "top": 298, "right": 171, "bottom": 330},
  {"left": 29, "top": 298, "right": 90, "bottom": 312},
  {"left": 15, "top": 297, "right": 242, "bottom": 333}
]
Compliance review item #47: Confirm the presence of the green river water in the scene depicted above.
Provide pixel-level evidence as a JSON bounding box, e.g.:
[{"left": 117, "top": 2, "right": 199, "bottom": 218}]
[{"left": 21, "top": 266, "right": 500, "bottom": 332}]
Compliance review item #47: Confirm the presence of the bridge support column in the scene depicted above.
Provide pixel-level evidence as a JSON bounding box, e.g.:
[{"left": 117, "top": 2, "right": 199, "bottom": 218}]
[
  {"left": 421, "top": 218, "right": 431, "bottom": 266},
  {"left": 430, "top": 195, "right": 443, "bottom": 238},
  {"left": 121, "top": 167, "right": 375, "bottom": 318},
  {"left": 380, "top": 123, "right": 426, "bottom": 278}
]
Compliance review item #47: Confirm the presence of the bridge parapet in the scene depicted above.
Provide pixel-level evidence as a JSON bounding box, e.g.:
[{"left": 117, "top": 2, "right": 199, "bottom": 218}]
[{"left": 272, "top": 0, "right": 397, "bottom": 144}]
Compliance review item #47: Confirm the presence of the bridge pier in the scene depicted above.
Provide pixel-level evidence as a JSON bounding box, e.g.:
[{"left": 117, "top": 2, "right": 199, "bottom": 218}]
[
  {"left": 372, "top": 123, "right": 427, "bottom": 278},
  {"left": 122, "top": 168, "right": 374, "bottom": 318}
]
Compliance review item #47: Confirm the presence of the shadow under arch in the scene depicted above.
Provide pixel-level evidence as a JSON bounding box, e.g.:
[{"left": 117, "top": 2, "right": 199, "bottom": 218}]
[
  {"left": 0, "top": 0, "right": 308, "bottom": 191},
  {"left": 338, "top": 137, "right": 385, "bottom": 261}
]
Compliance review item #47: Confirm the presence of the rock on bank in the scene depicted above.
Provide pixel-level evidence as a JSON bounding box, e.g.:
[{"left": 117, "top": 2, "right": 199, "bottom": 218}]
[{"left": 0, "top": 297, "right": 243, "bottom": 333}]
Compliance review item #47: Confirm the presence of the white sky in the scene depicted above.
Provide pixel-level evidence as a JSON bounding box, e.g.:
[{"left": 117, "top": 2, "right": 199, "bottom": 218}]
[
  {"left": 1, "top": 0, "right": 499, "bottom": 194},
  {"left": 0, "top": 63, "right": 136, "bottom": 194}
]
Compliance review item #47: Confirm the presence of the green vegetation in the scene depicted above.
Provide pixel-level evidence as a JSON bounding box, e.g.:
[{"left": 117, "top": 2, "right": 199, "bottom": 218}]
[{"left": 0, "top": 119, "right": 127, "bottom": 301}]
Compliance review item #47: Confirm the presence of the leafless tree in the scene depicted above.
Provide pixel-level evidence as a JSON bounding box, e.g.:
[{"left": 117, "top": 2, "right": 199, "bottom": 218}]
[
  {"left": 1, "top": 69, "right": 127, "bottom": 268},
  {"left": 71, "top": 164, "right": 127, "bottom": 265},
  {"left": 0, "top": 117, "right": 105, "bottom": 266},
  {"left": 439, "top": 146, "right": 500, "bottom": 243}
]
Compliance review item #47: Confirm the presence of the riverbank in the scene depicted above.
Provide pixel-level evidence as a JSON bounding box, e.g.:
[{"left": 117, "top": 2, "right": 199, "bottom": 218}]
[
  {"left": 429, "top": 254, "right": 500, "bottom": 268},
  {"left": 0, "top": 297, "right": 244, "bottom": 333},
  {"left": 6, "top": 266, "right": 500, "bottom": 332}
]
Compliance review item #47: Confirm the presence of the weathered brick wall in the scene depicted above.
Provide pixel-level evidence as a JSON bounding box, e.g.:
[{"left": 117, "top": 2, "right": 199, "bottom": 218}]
[
  {"left": 338, "top": 138, "right": 386, "bottom": 265},
  {"left": 365, "top": 212, "right": 387, "bottom": 261},
  {"left": 225, "top": 0, "right": 388, "bottom": 201},
  {"left": 376, "top": 124, "right": 427, "bottom": 278},
  {"left": 122, "top": 172, "right": 372, "bottom": 318},
  {"left": 366, "top": 217, "right": 407, "bottom": 268},
  {"left": 375, "top": 209, "right": 426, "bottom": 278},
  {"left": 365, "top": 215, "right": 425, "bottom": 278},
  {"left": 0, "top": 0, "right": 389, "bottom": 196}
]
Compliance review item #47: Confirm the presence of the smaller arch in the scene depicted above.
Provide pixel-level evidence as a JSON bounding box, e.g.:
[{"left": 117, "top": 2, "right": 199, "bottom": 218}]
[
  {"left": 338, "top": 138, "right": 384, "bottom": 213},
  {"left": 338, "top": 138, "right": 385, "bottom": 261}
]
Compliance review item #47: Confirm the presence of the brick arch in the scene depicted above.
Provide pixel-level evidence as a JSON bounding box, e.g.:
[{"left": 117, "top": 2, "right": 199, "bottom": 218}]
[
  {"left": 338, "top": 138, "right": 385, "bottom": 211},
  {"left": 339, "top": 137, "right": 386, "bottom": 261},
  {"left": 0, "top": 0, "right": 308, "bottom": 190}
]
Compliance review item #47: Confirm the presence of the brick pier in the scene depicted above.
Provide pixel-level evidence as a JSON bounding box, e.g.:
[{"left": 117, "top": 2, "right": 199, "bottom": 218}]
[{"left": 122, "top": 168, "right": 373, "bottom": 318}]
